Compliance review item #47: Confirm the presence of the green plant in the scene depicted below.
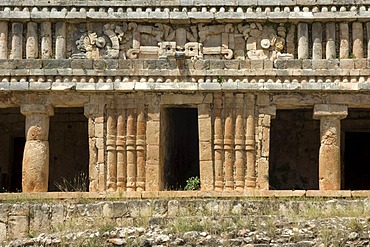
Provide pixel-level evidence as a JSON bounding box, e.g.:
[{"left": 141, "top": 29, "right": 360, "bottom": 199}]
[
  {"left": 54, "top": 172, "right": 88, "bottom": 192},
  {"left": 99, "top": 224, "right": 115, "bottom": 234},
  {"left": 184, "top": 176, "right": 200, "bottom": 191}
]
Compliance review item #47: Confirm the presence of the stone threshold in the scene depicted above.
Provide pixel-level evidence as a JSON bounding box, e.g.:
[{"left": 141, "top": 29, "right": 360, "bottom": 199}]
[{"left": 0, "top": 190, "right": 370, "bottom": 200}]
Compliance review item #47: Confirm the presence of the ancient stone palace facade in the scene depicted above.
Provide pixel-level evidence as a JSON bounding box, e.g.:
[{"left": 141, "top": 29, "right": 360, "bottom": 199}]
[{"left": 1, "top": 0, "right": 370, "bottom": 194}]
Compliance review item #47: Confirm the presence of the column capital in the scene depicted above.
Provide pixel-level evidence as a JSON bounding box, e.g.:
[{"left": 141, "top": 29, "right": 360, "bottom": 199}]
[
  {"left": 21, "top": 103, "right": 54, "bottom": 116},
  {"left": 313, "top": 104, "right": 348, "bottom": 119}
]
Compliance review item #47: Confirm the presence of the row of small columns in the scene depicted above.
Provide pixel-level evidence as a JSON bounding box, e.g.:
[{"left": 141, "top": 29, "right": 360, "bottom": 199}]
[
  {"left": 0, "top": 21, "right": 66, "bottom": 59},
  {"left": 298, "top": 22, "right": 370, "bottom": 59},
  {"left": 16, "top": 102, "right": 349, "bottom": 193}
]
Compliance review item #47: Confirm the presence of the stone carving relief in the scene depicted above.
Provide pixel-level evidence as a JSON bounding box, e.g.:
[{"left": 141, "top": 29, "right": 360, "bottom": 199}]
[
  {"left": 237, "top": 23, "right": 292, "bottom": 61},
  {"left": 71, "top": 22, "right": 293, "bottom": 61},
  {"left": 73, "top": 23, "right": 130, "bottom": 59}
]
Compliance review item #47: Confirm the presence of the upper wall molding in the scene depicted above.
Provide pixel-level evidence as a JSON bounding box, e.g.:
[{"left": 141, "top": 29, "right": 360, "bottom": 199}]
[{"left": 0, "top": 0, "right": 370, "bottom": 22}]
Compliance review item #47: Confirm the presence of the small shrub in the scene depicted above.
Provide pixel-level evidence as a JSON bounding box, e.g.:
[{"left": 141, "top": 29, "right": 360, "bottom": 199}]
[
  {"left": 184, "top": 176, "right": 200, "bottom": 191},
  {"left": 54, "top": 172, "right": 88, "bottom": 192}
]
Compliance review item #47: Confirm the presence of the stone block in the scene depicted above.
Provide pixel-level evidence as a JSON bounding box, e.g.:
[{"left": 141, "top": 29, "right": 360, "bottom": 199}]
[
  {"left": 143, "top": 60, "right": 157, "bottom": 70},
  {"left": 145, "top": 163, "right": 160, "bottom": 191},
  {"left": 10, "top": 81, "right": 28, "bottom": 90},
  {"left": 96, "top": 83, "right": 113, "bottom": 91},
  {"left": 354, "top": 58, "right": 367, "bottom": 69},
  {"left": 118, "top": 59, "right": 132, "bottom": 69},
  {"left": 199, "top": 141, "right": 212, "bottom": 161},
  {"left": 71, "top": 59, "right": 93, "bottom": 69},
  {"left": 0, "top": 81, "right": 9, "bottom": 90},
  {"left": 263, "top": 60, "right": 273, "bottom": 69},
  {"left": 209, "top": 60, "right": 225, "bottom": 70},
  {"left": 111, "top": 202, "right": 129, "bottom": 218},
  {"left": 194, "top": 60, "right": 210, "bottom": 70},
  {"left": 146, "top": 144, "right": 159, "bottom": 162},
  {"left": 0, "top": 59, "right": 17, "bottom": 69},
  {"left": 224, "top": 60, "right": 239, "bottom": 69},
  {"left": 30, "top": 204, "right": 50, "bottom": 233},
  {"left": 8, "top": 215, "right": 29, "bottom": 239},
  {"left": 93, "top": 59, "right": 108, "bottom": 70},
  {"left": 340, "top": 59, "right": 354, "bottom": 69},
  {"left": 0, "top": 222, "right": 6, "bottom": 242},
  {"left": 312, "top": 59, "right": 327, "bottom": 69},
  {"left": 306, "top": 190, "right": 351, "bottom": 197},
  {"left": 18, "top": 60, "right": 42, "bottom": 69},
  {"left": 239, "top": 60, "right": 251, "bottom": 69},
  {"left": 132, "top": 60, "right": 144, "bottom": 71},
  {"left": 301, "top": 59, "right": 312, "bottom": 69},
  {"left": 114, "top": 82, "right": 135, "bottom": 91},
  {"left": 135, "top": 82, "right": 153, "bottom": 91},
  {"left": 29, "top": 82, "right": 51, "bottom": 90},
  {"left": 274, "top": 59, "right": 301, "bottom": 69},
  {"left": 156, "top": 59, "right": 177, "bottom": 70},
  {"left": 51, "top": 82, "right": 76, "bottom": 91},
  {"left": 198, "top": 82, "right": 221, "bottom": 90},
  {"left": 250, "top": 60, "right": 264, "bottom": 69},
  {"left": 327, "top": 59, "right": 340, "bottom": 69}
]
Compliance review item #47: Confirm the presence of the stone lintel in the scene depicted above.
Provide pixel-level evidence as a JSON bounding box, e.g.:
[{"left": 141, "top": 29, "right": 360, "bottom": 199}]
[
  {"left": 259, "top": 105, "right": 276, "bottom": 117},
  {"left": 313, "top": 104, "right": 348, "bottom": 119},
  {"left": 20, "top": 103, "right": 54, "bottom": 116}
]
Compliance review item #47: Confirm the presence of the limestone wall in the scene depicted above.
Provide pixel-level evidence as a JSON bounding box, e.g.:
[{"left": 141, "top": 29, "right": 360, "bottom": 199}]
[{"left": 1, "top": 198, "right": 370, "bottom": 242}]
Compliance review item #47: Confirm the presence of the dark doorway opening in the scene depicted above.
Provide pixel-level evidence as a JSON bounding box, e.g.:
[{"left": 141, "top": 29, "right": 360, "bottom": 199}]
[
  {"left": 10, "top": 137, "right": 25, "bottom": 192},
  {"left": 49, "top": 108, "right": 89, "bottom": 192},
  {"left": 0, "top": 108, "right": 25, "bottom": 192},
  {"left": 161, "top": 107, "right": 200, "bottom": 190},
  {"left": 269, "top": 109, "right": 320, "bottom": 190},
  {"left": 344, "top": 132, "right": 370, "bottom": 190}
]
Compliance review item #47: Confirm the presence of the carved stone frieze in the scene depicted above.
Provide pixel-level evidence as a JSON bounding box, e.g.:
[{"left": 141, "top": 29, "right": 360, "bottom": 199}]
[{"left": 71, "top": 22, "right": 292, "bottom": 61}]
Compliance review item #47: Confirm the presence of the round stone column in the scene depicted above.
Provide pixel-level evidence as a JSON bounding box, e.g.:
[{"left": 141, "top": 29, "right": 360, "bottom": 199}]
[
  {"left": 313, "top": 104, "right": 347, "bottom": 190},
  {"left": 21, "top": 104, "right": 54, "bottom": 192}
]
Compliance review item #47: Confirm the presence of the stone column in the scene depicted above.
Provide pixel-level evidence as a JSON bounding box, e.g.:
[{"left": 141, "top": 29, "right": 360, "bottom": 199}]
[
  {"left": 224, "top": 93, "right": 234, "bottom": 190},
  {"left": 352, "top": 22, "right": 363, "bottom": 59},
  {"left": 116, "top": 98, "right": 127, "bottom": 191},
  {"left": 326, "top": 22, "right": 336, "bottom": 59},
  {"left": 84, "top": 105, "right": 98, "bottom": 192},
  {"left": 367, "top": 22, "right": 370, "bottom": 59},
  {"left": 313, "top": 104, "right": 347, "bottom": 190},
  {"left": 136, "top": 95, "right": 146, "bottom": 191},
  {"left": 55, "top": 22, "right": 66, "bottom": 59},
  {"left": 26, "top": 22, "right": 38, "bottom": 59},
  {"left": 10, "top": 23, "right": 23, "bottom": 59},
  {"left": 298, "top": 23, "right": 309, "bottom": 59},
  {"left": 84, "top": 99, "right": 105, "bottom": 192},
  {"left": 41, "top": 22, "right": 52, "bottom": 59},
  {"left": 213, "top": 93, "right": 224, "bottom": 191},
  {"left": 312, "top": 22, "right": 322, "bottom": 60},
  {"left": 340, "top": 23, "right": 349, "bottom": 59},
  {"left": 234, "top": 94, "right": 245, "bottom": 191},
  {"left": 256, "top": 104, "right": 276, "bottom": 190},
  {"left": 106, "top": 99, "right": 117, "bottom": 191},
  {"left": 126, "top": 95, "right": 136, "bottom": 191},
  {"left": 286, "top": 24, "right": 296, "bottom": 56},
  {"left": 245, "top": 94, "right": 256, "bottom": 189},
  {"left": 21, "top": 104, "right": 54, "bottom": 192},
  {"left": 198, "top": 101, "right": 214, "bottom": 190},
  {"left": 145, "top": 94, "right": 161, "bottom": 191},
  {"left": 0, "top": 22, "right": 8, "bottom": 59}
]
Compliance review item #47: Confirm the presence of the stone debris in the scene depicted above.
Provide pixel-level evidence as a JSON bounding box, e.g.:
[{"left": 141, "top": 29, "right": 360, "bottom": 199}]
[{"left": 4, "top": 217, "right": 370, "bottom": 247}]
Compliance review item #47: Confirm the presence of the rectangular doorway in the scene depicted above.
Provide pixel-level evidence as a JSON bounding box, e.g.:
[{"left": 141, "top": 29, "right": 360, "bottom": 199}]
[
  {"left": 161, "top": 107, "right": 200, "bottom": 190},
  {"left": 343, "top": 132, "right": 370, "bottom": 190},
  {"left": 10, "top": 137, "right": 25, "bottom": 192}
]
